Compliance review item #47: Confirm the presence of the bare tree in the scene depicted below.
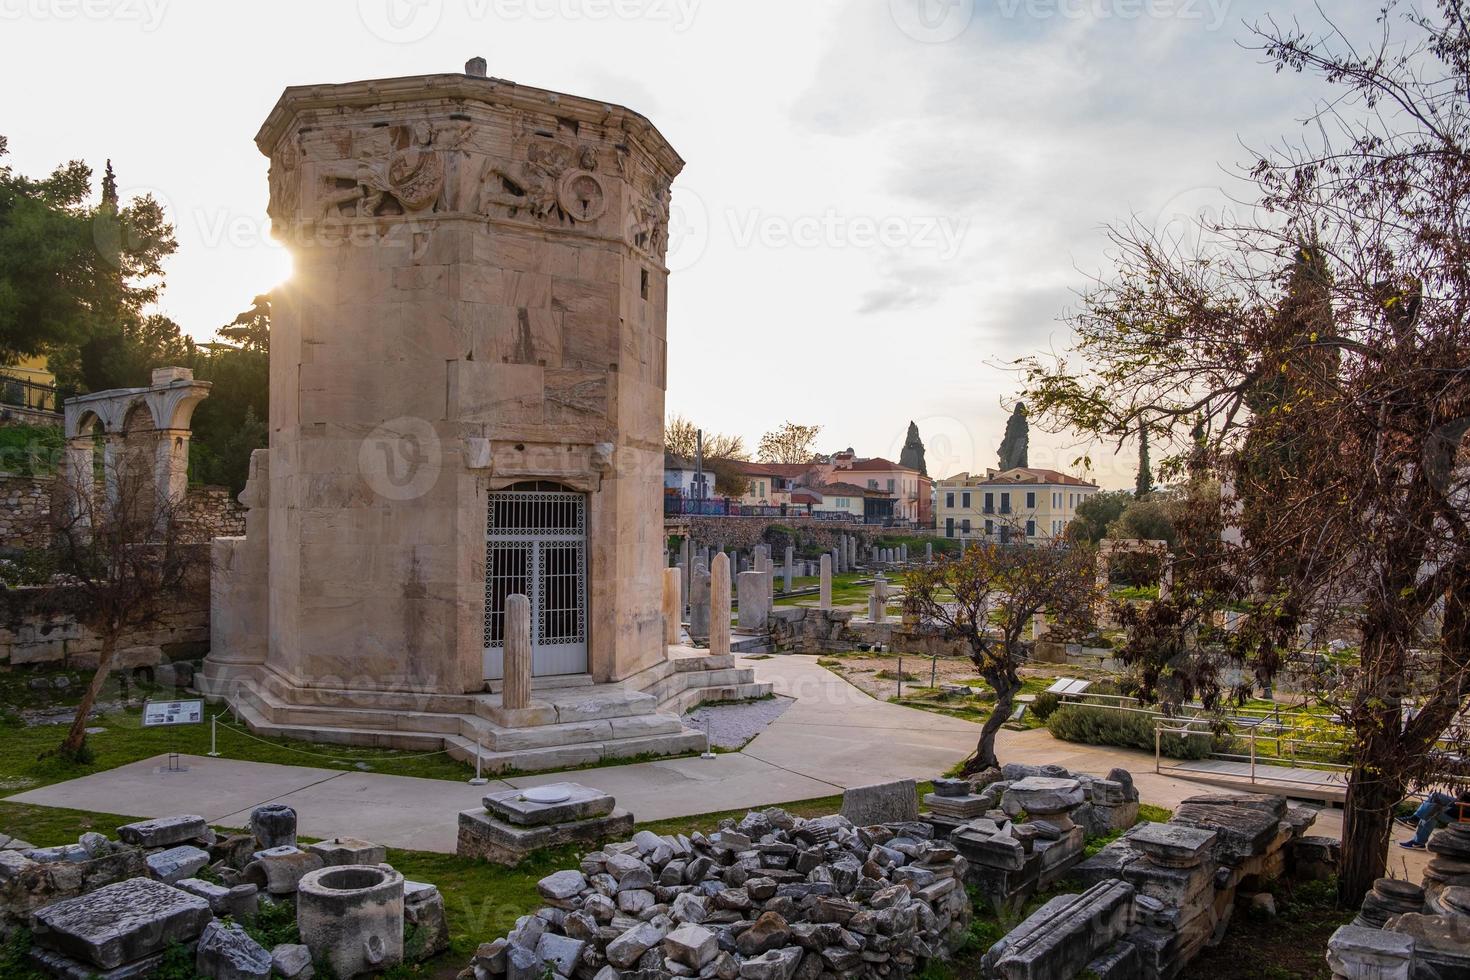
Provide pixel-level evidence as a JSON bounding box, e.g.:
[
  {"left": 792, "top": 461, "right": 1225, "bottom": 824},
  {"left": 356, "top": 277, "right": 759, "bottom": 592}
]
[
  {"left": 904, "top": 539, "right": 1100, "bottom": 775},
  {"left": 665, "top": 414, "right": 748, "bottom": 461},
  {"left": 1018, "top": 4, "right": 1470, "bottom": 906},
  {"left": 38, "top": 453, "right": 203, "bottom": 760},
  {"left": 757, "top": 421, "right": 822, "bottom": 464}
]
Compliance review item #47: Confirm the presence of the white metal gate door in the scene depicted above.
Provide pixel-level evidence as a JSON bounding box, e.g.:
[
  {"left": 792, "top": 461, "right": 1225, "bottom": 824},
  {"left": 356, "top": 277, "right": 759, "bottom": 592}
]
[{"left": 483, "top": 486, "right": 588, "bottom": 680}]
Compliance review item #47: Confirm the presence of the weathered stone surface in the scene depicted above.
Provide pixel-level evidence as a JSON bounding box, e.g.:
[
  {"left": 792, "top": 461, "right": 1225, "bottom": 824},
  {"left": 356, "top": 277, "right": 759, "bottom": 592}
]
[
  {"left": 839, "top": 780, "right": 919, "bottom": 826},
  {"left": 196, "top": 920, "right": 272, "bottom": 980},
  {"left": 1126, "top": 822, "right": 1216, "bottom": 868},
  {"left": 534, "top": 932, "right": 586, "bottom": 975},
  {"left": 739, "top": 946, "right": 803, "bottom": 980},
  {"left": 404, "top": 880, "right": 450, "bottom": 962},
  {"left": 145, "top": 845, "right": 209, "bottom": 884},
  {"left": 115, "top": 815, "right": 207, "bottom": 849},
  {"left": 270, "top": 943, "right": 313, "bottom": 980},
  {"left": 985, "top": 879, "right": 1136, "bottom": 979},
  {"left": 249, "top": 804, "right": 297, "bottom": 850},
  {"left": 664, "top": 923, "right": 718, "bottom": 969},
  {"left": 242, "top": 845, "right": 322, "bottom": 895},
  {"left": 1171, "top": 796, "right": 1283, "bottom": 865},
  {"left": 484, "top": 783, "right": 616, "bottom": 827},
  {"left": 307, "top": 837, "right": 387, "bottom": 867},
  {"left": 297, "top": 864, "right": 405, "bottom": 979},
  {"left": 1003, "top": 777, "right": 1085, "bottom": 815},
  {"left": 537, "top": 869, "right": 587, "bottom": 902},
  {"left": 32, "top": 877, "right": 212, "bottom": 969},
  {"left": 175, "top": 877, "right": 258, "bottom": 923},
  {"left": 606, "top": 921, "right": 667, "bottom": 968},
  {"left": 1326, "top": 924, "right": 1415, "bottom": 980}
]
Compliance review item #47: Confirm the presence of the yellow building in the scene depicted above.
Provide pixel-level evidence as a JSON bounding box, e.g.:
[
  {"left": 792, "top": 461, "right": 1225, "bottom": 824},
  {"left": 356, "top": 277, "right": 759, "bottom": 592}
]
[
  {"left": 0, "top": 355, "right": 60, "bottom": 418},
  {"left": 934, "top": 467, "right": 1098, "bottom": 543}
]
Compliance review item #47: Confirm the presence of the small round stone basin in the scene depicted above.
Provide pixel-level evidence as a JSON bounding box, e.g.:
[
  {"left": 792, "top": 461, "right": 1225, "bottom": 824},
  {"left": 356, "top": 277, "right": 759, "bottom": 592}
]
[{"left": 522, "top": 785, "right": 571, "bottom": 804}]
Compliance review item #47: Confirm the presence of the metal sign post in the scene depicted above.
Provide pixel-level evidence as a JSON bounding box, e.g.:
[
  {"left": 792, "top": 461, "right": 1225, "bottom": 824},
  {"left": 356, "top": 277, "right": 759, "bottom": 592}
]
[{"left": 141, "top": 699, "right": 205, "bottom": 774}]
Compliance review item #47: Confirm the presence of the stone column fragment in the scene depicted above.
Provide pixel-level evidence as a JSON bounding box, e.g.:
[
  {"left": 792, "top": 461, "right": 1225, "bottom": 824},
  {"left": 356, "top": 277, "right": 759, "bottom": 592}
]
[
  {"left": 503, "top": 593, "right": 533, "bottom": 710},
  {"left": 819, "top": 555, "right": 833, "bottom": 610},
  {"left": 663, "top": 568, "right": 682, "bottom": 646},
  {"left": 710, "top": 554, "right": 731, "bottom": 656}
]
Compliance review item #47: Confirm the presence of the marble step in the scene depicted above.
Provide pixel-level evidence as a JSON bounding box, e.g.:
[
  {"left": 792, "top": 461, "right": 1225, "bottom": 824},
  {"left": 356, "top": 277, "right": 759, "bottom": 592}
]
[
  {"left": 660, "top": 681, "right": 772, "bottom": 717},
  {"left": 446, "top": 729, "right": 709, "bottom": 775},
  {"left": 236, "top": 683, "right": 688, "bottom": 753},
  {"left": 231, "top": 700, "right": 705, "bottom": 776}
]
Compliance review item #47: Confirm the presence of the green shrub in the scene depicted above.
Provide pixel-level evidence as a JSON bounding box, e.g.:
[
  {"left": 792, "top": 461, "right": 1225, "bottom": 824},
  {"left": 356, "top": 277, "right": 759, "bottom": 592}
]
[
  {"left": 1031, "top": 691, "right": 1060, "bottom": 721},
  {"left": 1046, "top": 704, "right": 1215, "bottom": 760}
]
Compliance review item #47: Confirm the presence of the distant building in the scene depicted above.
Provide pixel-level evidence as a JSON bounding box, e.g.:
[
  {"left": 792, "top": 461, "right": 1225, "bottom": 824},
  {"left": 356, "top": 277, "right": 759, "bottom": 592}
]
[
  {"left": 0, "top": 354, "right": 61, "bottom": 424},
  {"left": 827, "top": 453, "right": 931, "bottom": 525},
  {"left": 663, "top": 452, "right": 709, "bottom": 498},
  {"left": 934, "top": 467, "right": 1098, "bottom": 543}
]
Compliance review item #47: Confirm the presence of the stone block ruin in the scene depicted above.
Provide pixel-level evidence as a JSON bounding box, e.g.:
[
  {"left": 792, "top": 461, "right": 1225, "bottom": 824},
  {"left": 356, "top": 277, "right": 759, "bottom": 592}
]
[
  {"left": 465, "top": 782, "right": 972, "bottom": 980},
  {"left": 1328, "top": 819, "right": 1470, "bottom": 979},
  {"left": 2, "top": 805, "right": 447, "bottom": 978},
  {"left": 972, "top": 779, "right": 1323, "bottom": 979}
]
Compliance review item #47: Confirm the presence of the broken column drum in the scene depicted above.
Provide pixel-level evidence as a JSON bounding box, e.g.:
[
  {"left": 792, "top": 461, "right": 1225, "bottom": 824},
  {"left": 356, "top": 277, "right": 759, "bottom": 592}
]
[{"left": 297, "top": 864, "right": 405, "bottom": 978}]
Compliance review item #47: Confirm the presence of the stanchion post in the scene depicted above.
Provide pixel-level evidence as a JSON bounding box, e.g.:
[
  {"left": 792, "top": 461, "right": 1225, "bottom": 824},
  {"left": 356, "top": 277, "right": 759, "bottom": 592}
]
[
  {"left": 207, "top": 715, "right": 221, "bottom": 757},
  {"left": 469, "top": 734, "right": 488, "bottom": 786}
]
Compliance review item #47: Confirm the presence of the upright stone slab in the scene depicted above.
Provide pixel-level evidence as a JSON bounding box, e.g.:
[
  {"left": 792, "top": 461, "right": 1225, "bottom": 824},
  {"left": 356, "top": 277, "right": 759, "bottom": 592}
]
[
  {"left": 689, "top": 562, "right": 711, "bottom": 642},
  {"left": 818, "top": 555, "right": 833, "bottom": 610},
  {"left": 680, "top": 540, "right": 693, "bottom": 615},
  {"left": 663, "top": 568, "right": 682, "bottom": 646},
  {"left": 925, "top": 542, "right": 933, "bottom": 563},
  {"left": 32, "top": 877, "right": 213, "bottom": 970},
  {"left": 839, "top": 779, "right": 919, "bottom": 825},
  {"left": 710, "top": 554, "right": 731, "bottom": 655},
  {"left": 737, "top": 571, "right": 770, "bottom": 632},
  {"left": 783, "top": 546, "right": 794, "bottom": 593},
  {"left": 503, "top": 593, "right": 533, "bottom": 710}
]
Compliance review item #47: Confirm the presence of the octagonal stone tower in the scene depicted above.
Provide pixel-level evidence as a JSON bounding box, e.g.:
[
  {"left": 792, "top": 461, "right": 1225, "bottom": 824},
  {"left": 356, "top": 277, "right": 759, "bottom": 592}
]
[{"left": 205, "top": 63, "right": 682, "bottom": 703}]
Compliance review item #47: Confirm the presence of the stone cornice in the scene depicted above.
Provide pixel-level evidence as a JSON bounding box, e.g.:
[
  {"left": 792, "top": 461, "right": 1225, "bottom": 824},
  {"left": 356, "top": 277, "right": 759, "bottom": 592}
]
[{"left": 256, "top": 72, "right": 684, "bottom": 178}]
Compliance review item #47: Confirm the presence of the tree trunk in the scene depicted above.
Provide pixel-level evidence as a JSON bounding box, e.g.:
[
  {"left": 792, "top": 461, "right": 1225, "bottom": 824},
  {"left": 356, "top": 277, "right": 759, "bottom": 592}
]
[
  {"left": 962, "top": 669, "right": 1019, "bottom": 777},
  {"left": 60, "top": 631, "right": 116, "bottom": 760},
  {"left": 1337, "top": 736, "right": 1402, "bottom": 909}
]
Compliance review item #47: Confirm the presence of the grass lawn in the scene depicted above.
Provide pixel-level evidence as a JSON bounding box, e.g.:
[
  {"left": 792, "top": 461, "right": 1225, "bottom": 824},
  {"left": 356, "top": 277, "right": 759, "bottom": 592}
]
[
  {"left": 774, "top": 572, "right": 877, "bottom": 607},
  {"left": 0, "top": 666, "right": 479, "bottom": 795}
]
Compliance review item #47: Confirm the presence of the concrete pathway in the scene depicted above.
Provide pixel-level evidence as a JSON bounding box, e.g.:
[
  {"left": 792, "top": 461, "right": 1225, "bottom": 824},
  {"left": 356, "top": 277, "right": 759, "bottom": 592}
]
[{"left": 3, "top": 654, "right": 1412, "bottom": 871}]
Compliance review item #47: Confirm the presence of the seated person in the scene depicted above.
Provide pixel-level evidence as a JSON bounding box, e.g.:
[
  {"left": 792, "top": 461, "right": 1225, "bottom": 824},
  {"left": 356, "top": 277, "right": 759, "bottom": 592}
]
[{"left": 1400, "top": 788, "right": 1470, "bottom": 848}]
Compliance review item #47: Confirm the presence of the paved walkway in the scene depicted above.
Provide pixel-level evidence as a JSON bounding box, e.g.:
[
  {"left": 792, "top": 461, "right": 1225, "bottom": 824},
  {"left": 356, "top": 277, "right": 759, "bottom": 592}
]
[{"left": 4, "top": 655, "right": 1407, "bottom": 870}]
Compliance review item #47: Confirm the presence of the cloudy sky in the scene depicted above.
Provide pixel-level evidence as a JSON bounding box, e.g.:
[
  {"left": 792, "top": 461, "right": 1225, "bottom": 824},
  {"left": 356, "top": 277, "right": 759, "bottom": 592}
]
[{"left": 1, "top": 0, "right": 1383, "bottom": 485}]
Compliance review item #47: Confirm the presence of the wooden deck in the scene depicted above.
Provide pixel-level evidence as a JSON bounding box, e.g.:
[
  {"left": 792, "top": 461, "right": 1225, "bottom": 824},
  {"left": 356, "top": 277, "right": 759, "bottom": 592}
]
[{"left": 1161, "top": 757, "right": 1348, "bottom": 804}]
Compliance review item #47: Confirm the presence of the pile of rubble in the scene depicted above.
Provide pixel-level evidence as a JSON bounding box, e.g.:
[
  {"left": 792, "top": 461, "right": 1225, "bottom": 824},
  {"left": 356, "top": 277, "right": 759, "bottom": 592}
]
[
  {"left": 983, "top": 791, "right": 1322, "bottom": 979},
  {"left": 3, "top": 806, "right": 448, "bottom": 978},
  {"left": 465, "top": 783, "right": 971, "bottom": 980},
  {"left": 1329, "top": 820, "right": 1470, "bottom": 979},
  {"left": 943, "top": 763, "right": 1140, "bottom": 906}
]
